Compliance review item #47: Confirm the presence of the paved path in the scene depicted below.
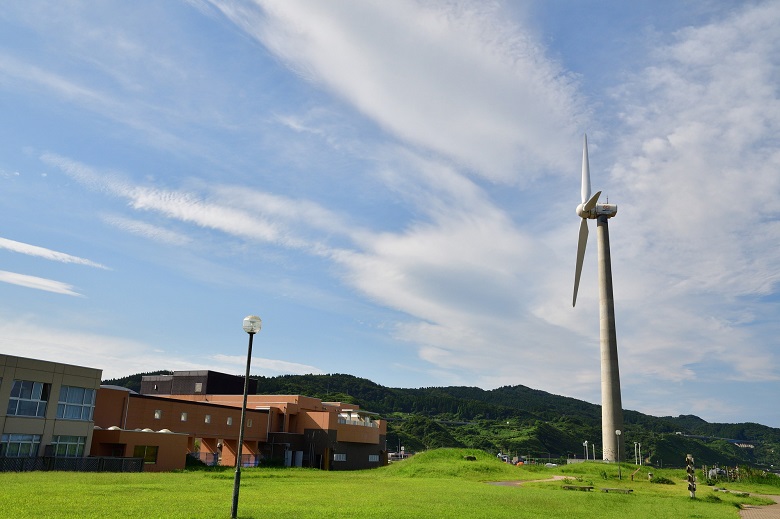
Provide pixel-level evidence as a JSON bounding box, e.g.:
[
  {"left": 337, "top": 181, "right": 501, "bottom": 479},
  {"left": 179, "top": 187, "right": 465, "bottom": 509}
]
[
  {"left": 741, "top": 495, "right": 780, "bottom": 519},
  {"left": 489, "top": 475, "right": 568, "bottom": 487}
]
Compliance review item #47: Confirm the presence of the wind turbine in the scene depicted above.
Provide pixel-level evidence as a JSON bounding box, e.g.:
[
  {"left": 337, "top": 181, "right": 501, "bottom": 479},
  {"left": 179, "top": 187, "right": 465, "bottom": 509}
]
[{"left": 572, "top": 134, "right": 624, "bottom": 462}]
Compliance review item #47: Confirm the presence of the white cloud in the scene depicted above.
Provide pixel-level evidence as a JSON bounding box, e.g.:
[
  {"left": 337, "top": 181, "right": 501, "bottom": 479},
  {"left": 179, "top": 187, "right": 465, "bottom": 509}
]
[
  {"left": 0, "top": 270, "right": 82, "bottom": 296},
  {"left": 210, "top": 0, "right": 586, "bottom": 182},
  {"left": 101, "top": 215, "right": 192, "bottom": 246},
  {"left": 0, "top": 319, "right": 324, "bottom": 381},
  {"left": 0, "top": 236, "right": 108, "bottom": 269},
  {"left": 596, "top": 2, "right": 780, "bottom": 384}
]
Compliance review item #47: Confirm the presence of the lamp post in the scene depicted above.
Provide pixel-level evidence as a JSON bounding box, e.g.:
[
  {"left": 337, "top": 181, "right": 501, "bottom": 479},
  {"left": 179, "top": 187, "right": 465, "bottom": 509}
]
[
  {"left": 231, "top": 315, "right": 262, "bottom": 519},
  {"left": 583, "top": 441, "right": 588, "bottom": 461},
  {"left": 638, "top": 442, "right": 641, "bottom": 465},
  {"left": 634, "top": 441, "right": 638, "bottom": 465},
  {"left": 615, "top": 429, "right": 622, "bottom": 480}
]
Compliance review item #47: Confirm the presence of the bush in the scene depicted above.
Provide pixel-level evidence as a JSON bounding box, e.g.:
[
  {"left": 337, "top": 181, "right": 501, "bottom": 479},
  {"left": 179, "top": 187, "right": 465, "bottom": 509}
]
[{"left": 649, "top": 476, "right": 675, "bottom": 485}]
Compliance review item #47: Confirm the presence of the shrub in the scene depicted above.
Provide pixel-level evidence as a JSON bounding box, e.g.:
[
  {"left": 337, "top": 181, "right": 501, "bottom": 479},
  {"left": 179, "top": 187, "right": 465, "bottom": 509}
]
[{"left": 649, "top": 476, "right": 675, "bottom": 485}]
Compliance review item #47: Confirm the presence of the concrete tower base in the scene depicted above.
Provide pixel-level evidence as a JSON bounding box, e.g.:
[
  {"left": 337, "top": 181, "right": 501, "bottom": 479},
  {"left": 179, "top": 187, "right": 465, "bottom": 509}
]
[{"left": 597, "top": 215, "right": 624, "bottom": 461}]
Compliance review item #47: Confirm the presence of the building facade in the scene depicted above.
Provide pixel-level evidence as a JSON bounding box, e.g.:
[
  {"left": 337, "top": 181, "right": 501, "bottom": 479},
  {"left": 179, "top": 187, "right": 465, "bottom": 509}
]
[
  {"left": 2, "top": 358, "right": 387, "bottom": 472},
  {"left": 0, "top": 354, "right": 101, "bottom": 459},
  {"left": 140, "top": 371, "right": 388, "bottom": 471}
]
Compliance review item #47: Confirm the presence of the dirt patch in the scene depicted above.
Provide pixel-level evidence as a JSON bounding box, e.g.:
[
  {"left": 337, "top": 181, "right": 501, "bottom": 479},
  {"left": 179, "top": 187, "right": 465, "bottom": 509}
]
[{"left": 489, "top": 475, "right": 568, "bottom": 487}]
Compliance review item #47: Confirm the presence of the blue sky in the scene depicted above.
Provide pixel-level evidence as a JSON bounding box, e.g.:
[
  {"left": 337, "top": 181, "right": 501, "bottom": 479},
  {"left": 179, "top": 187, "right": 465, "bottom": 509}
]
[{"left": 1, "top": 1, "right": 779, "bottom": 427}]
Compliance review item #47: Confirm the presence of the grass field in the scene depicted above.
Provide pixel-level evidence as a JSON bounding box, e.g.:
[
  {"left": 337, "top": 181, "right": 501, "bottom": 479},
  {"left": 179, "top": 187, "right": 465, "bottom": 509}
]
[{"left": 0, "top": 449, "right": 776, "bottom": 518}]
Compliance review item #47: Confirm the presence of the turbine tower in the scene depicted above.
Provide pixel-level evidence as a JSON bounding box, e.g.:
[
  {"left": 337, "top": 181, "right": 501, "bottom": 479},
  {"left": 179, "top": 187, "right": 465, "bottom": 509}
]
[{"left": 572, "top": 134, "right": 624, "bottom": 462}]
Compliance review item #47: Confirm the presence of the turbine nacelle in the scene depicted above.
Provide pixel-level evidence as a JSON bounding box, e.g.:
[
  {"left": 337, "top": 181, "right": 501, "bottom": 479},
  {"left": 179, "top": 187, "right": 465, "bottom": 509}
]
[{"left": 576, "top": 202, "right": 618, "bottom": 219}]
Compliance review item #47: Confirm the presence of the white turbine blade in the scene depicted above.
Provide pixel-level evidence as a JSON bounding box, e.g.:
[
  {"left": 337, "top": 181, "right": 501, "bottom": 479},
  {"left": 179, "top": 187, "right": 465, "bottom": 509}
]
[
  {"left": 584, "top": 190, "right": 601, "bottom": 212},
  {"left": 581, "top": 134, "right": 591, "bottom": 204},
  {"left": 573, "top": 218, "right": 589, "bottom": 307}
]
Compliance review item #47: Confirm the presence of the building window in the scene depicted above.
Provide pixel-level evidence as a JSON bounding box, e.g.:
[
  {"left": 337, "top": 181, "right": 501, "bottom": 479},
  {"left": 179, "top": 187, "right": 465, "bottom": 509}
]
[
  {"left": 226, "top": 417, "right": 233, "bottom": 426},
  {"left": 51, "top": 436, "right": 86, "bottom": 457},
  {"left": 154, "top": 409, "right": 162, "bottom": 419},
  {"left": 334, "top": 453, "right": 347, "bottom": 462},
  {"left": 204, "top": 415, "right": 211, "bottom": 424},
  {"left": 56, "top": 386, "right": 95, "bottom": 421},
  {"left": 180, "top": 412, "right": 188, "bottom": 422},
  {"left": 368, "top": 454, "right": 380, "bottom": 462},
  {"left": 0, "top": 434, "right": 42, "bottom": 457},
  {"left": 133, "top": 445, "right": 159, "bottom": 464},
  {"left": 194, "top": 382, "right": 203, "bottom": 393},
  {"left": 7, "top": 380, "right": 50, "bottom": 417},
  {"left": 247, "top": 419, "right": 252, "bottom": 428}
]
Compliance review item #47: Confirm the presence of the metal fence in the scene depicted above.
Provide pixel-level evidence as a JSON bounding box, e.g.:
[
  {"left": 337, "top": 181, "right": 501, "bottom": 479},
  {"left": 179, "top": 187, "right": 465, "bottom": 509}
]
[
  {"left": 0, "top": 456, "right": 144, "bottom": 473},
  {"left": 188, "top": 452, "right": 261, "bottom": 467}
]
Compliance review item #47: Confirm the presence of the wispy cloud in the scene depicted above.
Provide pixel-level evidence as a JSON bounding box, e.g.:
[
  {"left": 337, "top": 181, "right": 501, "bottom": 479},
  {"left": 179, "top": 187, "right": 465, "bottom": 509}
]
[
  {"left": 101, "top": 215, "right": 192, "bottom": 246},
  {"left": 0, "top": 270, "right": 82, "bottom": 296},
  {"left": 595, "top": 3, "right": 780, "bottom": 384},
  {"left": 209, "top": 0, "right": 586, "bottom": 182},
  {"left": 0, "top": 236, "right": 108, "bottom": 269},
  {"left": 41, "top": 153, "right": 359, "bottom": 254}
]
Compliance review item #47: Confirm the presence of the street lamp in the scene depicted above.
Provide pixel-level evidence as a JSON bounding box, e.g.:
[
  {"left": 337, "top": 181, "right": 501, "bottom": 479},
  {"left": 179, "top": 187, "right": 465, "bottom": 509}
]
[
  {"left": 615, "top": 429, "right": 622, "bottom": 480},
  {"left": 231, "top": 315, "right": 262, "bottom": 519},
  {"left": 634, "top": 441, "right": 638, "bottom": 465},
  {"left": 583, "top": 440, "right": 588, "bottom": 461},
  {"left": 638, "top": 442, "right": 642, "bottom": 466}
]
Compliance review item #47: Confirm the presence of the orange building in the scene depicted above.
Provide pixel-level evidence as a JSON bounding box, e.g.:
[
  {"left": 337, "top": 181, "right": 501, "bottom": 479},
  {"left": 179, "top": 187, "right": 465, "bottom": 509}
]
[
  {"left": 92, "top": 386, "right": 271, "bottom": 471},
  {"left": 92, "top": 371, "right": 387, "bottom": 471}
]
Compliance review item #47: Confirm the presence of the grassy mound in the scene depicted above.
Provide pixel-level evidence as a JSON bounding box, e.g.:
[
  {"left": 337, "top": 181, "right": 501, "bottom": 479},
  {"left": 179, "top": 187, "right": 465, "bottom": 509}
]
[{"left": 380, "top": 448, "right": 526, "bottom": 481}]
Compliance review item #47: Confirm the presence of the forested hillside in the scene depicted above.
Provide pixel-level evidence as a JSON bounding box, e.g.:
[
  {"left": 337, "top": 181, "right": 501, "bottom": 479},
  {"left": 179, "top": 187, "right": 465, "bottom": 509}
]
[{"left": 103, "top": 371, "right": 780, "bottom": 469}]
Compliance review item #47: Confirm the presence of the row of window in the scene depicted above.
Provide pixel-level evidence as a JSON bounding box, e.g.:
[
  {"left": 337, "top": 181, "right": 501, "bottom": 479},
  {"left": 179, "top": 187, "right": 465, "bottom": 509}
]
[
  {"left": 0, "top": 434, "right": 158, "bottom": 462},
  {"left": 0, "top": 434, "right": 85, "bottom": 458},
  {"left": 332, "top": 454, "right": 381, "bottom": 462},
  {"left": 154, "top": 410, "right": 252, "bottom": 428},
  {"left": 4, "top": 380, "right": 95, "bottom": 421}
]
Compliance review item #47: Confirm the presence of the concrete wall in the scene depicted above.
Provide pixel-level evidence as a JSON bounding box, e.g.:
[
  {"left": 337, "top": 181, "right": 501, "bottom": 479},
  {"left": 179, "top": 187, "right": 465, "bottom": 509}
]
[{"left": 91, "top": 428, "right": 189, "bottom": 472}]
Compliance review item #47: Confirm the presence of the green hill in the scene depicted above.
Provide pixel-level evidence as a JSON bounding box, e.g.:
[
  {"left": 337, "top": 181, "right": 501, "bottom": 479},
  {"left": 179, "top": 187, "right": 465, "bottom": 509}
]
[{"left": 103, "top": 371, "right": 780, "bottom": 469}]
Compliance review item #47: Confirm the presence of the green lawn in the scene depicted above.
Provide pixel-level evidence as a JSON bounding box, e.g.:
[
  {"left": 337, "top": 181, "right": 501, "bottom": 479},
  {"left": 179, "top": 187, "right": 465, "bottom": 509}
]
[{"left": 0, "top": 449, "right": 775, "bottom": 518}]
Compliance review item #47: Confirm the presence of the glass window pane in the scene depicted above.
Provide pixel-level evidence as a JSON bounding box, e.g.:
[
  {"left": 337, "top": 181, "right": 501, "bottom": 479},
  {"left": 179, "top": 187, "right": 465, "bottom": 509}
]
[
  {"left": 66, "top": 387, "right": 84, "bottom": 404},
  {"left": 65, "top": 405, "right": 81, "bottom": 419},
  {"left": 31, "top": 382, "right": 43, "bottom": 400},
  {"left": 19, "top": 381, "right": 33, "bottom": 399},
  {"left": 18, "top": 400, "right": 38, "bottom": 416}
]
